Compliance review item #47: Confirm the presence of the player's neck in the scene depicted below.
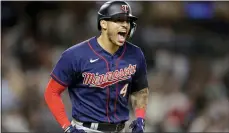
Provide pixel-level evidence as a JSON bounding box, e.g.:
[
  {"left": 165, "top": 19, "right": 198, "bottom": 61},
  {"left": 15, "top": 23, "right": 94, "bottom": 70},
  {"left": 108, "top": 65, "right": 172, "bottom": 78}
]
[{"left": 97, "top": 34, "right": 119, "bottom": 55}]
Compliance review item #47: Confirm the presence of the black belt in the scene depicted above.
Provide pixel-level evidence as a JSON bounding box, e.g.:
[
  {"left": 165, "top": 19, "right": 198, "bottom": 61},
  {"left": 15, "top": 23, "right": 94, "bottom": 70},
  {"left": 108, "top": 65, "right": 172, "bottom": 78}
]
[{"left": 82, "top": 122, "right": 125, "bottom": 132}]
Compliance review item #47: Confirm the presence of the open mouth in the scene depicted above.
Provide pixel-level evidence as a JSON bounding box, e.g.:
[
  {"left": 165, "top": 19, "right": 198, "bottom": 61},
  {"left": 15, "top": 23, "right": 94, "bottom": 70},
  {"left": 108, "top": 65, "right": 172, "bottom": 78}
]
[
  {"left": 118, "top": 31, "right": 127, "bottom": 43},
  {"left": 118, "top": 31, "right": 127, "bottom": 37}
]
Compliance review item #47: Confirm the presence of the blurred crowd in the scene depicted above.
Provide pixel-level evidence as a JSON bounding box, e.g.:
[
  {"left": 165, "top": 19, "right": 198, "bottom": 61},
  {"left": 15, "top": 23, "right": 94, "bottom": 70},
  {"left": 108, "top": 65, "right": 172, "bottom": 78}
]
[{"left": 1, "top": 1, "right": 229, "bottom": 132}]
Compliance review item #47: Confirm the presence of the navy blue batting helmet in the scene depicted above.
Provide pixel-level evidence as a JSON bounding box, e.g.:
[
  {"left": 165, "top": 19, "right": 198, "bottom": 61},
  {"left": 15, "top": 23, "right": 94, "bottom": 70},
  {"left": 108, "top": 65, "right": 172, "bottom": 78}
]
[{"left": 97, "top": 1, "right": 138, "bottom": 38}]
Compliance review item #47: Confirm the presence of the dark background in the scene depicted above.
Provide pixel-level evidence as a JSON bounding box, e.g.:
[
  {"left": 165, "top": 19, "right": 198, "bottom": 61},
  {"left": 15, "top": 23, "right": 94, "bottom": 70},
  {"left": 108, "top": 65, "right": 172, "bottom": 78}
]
[{"left": 1, "top": 1, "right": 229, "bottom": 132}]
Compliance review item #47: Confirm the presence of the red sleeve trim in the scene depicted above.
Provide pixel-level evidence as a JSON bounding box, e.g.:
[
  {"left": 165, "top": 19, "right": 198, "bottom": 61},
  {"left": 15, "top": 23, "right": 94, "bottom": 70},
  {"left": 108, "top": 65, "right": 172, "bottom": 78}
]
[
  {"left": 44, "top": 78, "right": 71, "bottom": 129},
  {"left": 50, "top": 73, "right": 68, "bottom": 87}
]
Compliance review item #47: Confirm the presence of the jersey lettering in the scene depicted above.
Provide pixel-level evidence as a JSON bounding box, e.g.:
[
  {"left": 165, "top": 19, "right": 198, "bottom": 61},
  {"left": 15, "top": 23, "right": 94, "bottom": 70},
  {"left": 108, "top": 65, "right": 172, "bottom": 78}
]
[
  {"left": 82, "top": 64, "right": 136, "bottom": 88},
  {"left": 120, "top": 84, "right": 128, "bottom": 97}
]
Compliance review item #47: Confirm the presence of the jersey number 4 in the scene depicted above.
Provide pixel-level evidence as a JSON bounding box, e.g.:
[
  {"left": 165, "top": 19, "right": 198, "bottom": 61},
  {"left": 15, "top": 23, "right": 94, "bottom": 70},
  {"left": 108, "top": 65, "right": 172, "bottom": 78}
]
[{"left": 120, "top": 84, "right": 128, "bottom": 97}]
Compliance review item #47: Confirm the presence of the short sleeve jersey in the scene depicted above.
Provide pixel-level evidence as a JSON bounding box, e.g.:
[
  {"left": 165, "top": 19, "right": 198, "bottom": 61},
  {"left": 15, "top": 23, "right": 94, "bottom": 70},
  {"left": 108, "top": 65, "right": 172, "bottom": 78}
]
[{"left": 51, "top": 37, "right": 148, "bottom": 123}]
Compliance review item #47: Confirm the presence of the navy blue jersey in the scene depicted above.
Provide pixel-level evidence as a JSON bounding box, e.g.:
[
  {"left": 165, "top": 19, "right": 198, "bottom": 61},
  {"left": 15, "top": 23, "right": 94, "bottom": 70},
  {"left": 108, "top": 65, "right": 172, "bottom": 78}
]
[{"left": 51, "top": 36, "right": 148, "bottom": 123}]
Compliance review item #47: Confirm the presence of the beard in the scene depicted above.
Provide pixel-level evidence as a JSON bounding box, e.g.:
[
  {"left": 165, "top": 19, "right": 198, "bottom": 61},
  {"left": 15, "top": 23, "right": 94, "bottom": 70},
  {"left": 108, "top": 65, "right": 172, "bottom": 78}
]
[{"left": 107, "top": 29, "right": 117, "bottom": 45}]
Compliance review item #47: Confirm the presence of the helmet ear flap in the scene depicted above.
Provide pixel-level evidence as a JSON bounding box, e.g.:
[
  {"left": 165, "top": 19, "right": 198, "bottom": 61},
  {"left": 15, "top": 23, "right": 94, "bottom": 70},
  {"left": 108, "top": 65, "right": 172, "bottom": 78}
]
[{"left": 128, "top": 22, "right": 137, "bottom": 39}]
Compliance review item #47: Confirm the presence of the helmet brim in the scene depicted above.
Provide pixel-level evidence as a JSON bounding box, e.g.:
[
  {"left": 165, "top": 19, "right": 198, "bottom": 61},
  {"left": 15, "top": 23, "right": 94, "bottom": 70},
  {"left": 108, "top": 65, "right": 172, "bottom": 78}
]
[{"left": 108, "top": 13, "right": 138, "bottom": 22}]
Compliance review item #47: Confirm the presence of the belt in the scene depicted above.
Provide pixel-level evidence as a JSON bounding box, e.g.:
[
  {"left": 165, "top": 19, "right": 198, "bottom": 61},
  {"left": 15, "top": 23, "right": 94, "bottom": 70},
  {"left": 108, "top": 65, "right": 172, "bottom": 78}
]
[{"left": 72, "top": 119, "right": 125, "bottom": 132}]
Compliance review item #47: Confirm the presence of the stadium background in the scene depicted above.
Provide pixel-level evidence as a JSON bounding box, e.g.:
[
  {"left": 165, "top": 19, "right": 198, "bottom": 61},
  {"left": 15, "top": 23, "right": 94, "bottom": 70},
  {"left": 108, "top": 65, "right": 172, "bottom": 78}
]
[{"left": 1, "top": 1, "right": 229, "bottom": 132}]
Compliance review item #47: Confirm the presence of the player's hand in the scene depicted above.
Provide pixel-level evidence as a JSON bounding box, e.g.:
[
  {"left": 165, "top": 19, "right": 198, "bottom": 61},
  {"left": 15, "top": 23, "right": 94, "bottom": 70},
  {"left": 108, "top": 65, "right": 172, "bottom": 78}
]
[
  {"left": 64, "top": 125, "right": 86, "bottom": 133},
  {"left": 129, "top": 118, "right": 145, "bottom": 133}
]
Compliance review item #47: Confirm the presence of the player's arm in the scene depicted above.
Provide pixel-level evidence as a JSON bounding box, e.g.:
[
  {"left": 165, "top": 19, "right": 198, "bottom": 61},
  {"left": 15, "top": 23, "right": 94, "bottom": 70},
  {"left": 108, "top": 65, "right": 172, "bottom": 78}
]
[
  {"left": 129, "top": 49, "right": 149, "bottom": 132},
  {"left": 44, "top": 78, "right": 71, "bottom": 129},
  {"left": 130, "top": 49, "right": 149, "bottom": 119},
  {"left": 131, "top": 87, "right": 149, "bottom": 118},
  {"left": 44, "top": 51, "right": 81, "bottom": 132}
]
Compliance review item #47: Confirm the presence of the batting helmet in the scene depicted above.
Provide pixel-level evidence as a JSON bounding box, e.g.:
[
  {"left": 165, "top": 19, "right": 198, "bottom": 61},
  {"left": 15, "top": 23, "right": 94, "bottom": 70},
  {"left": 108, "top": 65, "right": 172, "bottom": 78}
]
[{"left": 97, "top": 0, "right": 138, "bottom": 38}]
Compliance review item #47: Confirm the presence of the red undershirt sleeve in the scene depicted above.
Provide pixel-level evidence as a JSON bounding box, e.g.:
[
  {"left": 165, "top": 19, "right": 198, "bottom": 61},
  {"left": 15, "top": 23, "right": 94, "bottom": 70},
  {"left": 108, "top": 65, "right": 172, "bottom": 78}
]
[{"left": 44, "top": 78, "right": 71, "bottom": 129}]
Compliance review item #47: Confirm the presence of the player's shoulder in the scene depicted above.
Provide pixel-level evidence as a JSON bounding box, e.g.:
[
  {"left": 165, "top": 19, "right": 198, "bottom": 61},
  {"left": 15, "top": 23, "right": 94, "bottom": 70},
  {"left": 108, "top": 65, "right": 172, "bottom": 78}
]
[
  {"left": 61, "top": 38, "right": 91, "bottom": 57},
  {"left": 125, "top": 41, "right": 143, "bottom": 53}
]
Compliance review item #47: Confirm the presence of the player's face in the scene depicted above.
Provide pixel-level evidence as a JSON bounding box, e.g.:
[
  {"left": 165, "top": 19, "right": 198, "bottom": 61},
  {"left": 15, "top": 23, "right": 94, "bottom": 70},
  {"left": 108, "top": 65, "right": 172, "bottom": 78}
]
[{"left": 106, "top": 18, "right": 131, "bottom": 46}]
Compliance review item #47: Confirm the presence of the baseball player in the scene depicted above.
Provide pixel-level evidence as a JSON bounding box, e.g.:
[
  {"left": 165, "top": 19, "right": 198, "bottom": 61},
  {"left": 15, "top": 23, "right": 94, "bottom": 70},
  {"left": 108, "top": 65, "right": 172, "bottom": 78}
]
[{"left": 44, "top": 1, "right": 149, "bottom": 133}]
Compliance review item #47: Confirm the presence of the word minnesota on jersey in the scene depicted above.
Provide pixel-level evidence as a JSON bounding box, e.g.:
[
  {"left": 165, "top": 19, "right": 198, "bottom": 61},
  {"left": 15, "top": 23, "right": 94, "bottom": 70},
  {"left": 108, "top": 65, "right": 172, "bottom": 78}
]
[{"left": 83, "top": 64, "right": 137, "bottom": 88}]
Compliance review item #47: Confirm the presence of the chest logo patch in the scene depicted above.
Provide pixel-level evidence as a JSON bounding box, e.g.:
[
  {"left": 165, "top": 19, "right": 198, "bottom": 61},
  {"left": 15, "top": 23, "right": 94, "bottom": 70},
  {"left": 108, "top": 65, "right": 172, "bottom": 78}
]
[
  {"left": 90, "top": 58, "right": 99, "bottom": 63},
  {"left": 82, "top": 64, "right": 137, "bottom": 88}
]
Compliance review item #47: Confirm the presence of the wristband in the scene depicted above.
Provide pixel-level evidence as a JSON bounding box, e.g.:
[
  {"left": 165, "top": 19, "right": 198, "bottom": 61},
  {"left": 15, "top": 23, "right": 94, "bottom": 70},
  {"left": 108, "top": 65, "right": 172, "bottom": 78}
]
[
  {"left": 64, "top": 126, "right": 71, "bottom": 133},
  {"left": 135, "top": 108, "right": 146, "bottom": 118}
]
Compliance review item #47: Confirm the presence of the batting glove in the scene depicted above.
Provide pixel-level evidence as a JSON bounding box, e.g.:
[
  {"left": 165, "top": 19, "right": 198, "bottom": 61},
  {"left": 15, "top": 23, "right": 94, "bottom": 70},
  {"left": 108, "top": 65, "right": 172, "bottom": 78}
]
[
  {"left": 129, "top": 118, "right": 145, "bottom": 133},
  {"left": 64, "top": 125, "right": 86, "bottom": 133}
]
